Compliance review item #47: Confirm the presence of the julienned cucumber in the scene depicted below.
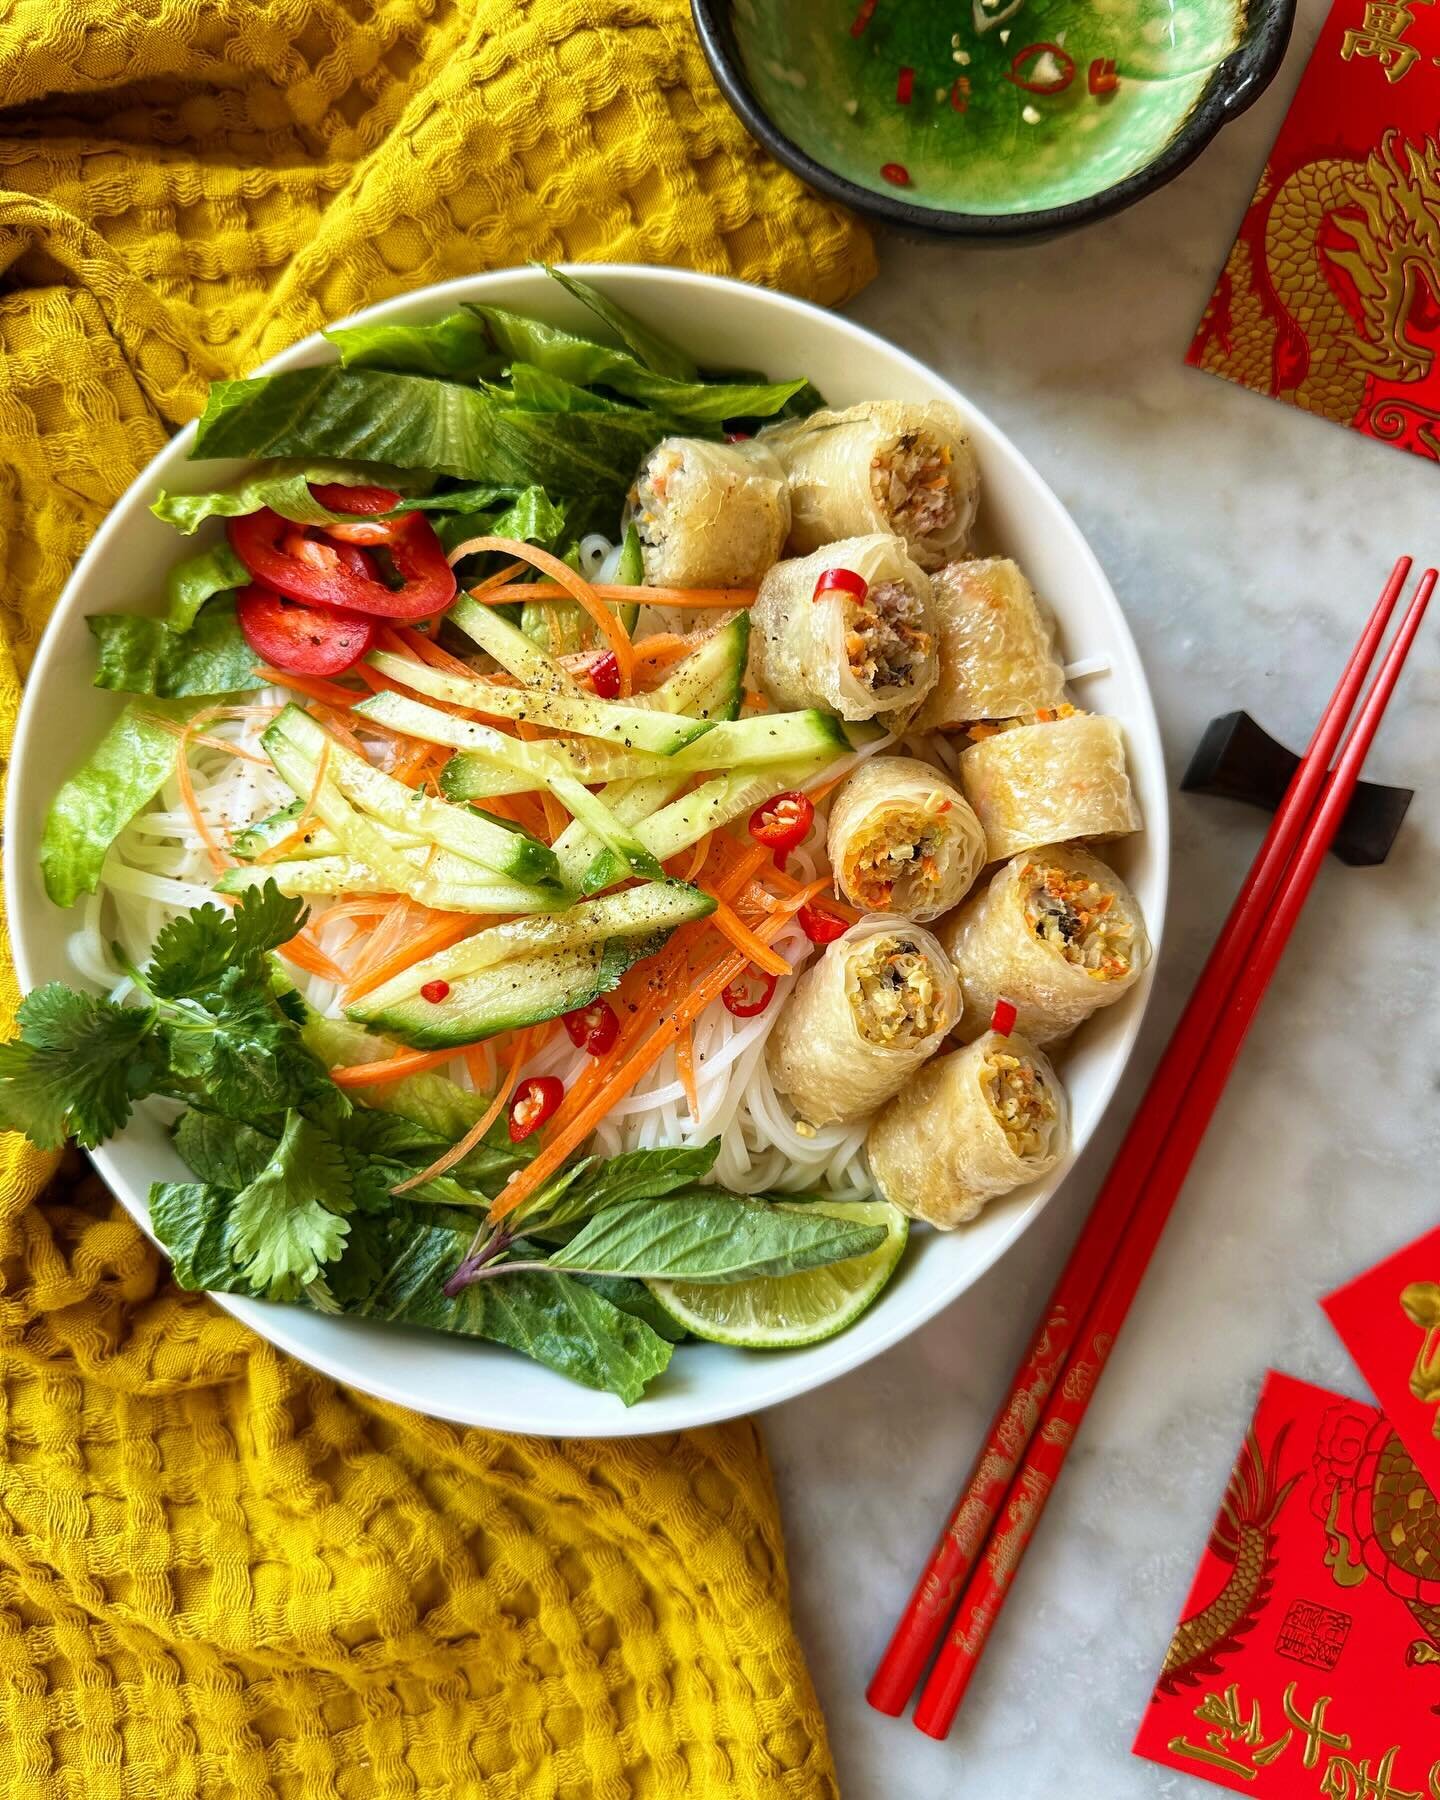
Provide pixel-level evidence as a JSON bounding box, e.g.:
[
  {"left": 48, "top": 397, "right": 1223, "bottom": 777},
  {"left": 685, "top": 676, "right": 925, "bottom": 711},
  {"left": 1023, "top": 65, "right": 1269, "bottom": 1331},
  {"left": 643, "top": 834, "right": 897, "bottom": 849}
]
[
  {"left": 630, "top": 613, "right": 749, "bottom": 721},
  {"left": 351, "top": 933, "right": 663, "bottom": 1048},
  {"left": 448, "top": 594, "right": 579, "bottom": 694},
  {"left": 580, "top": 758, "right": 832, "bottom": 892},
  {"left": 364, "top": 650, "right": 715, "bottom": 755},
  {"left": 263, "top": 705, "right": 558, "bottom": 886},
  {"left": 667, "top": 709, "right": 848, "bottom": 772},
  {"left": 216, "top": 857, "right": 568, "bottom": 913},
  {"left": 555, "top": 774, "right": 683, "bottom": 890},
  {"left": 353, "top": 881, "right": 715, "bottom": 1013}
]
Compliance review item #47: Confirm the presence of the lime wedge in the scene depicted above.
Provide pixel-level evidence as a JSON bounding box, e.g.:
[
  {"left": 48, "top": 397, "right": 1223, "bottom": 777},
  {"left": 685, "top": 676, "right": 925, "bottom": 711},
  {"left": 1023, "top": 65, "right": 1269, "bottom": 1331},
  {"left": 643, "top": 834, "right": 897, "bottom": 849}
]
[{"left": 647, "top": 1198, "right": 908, "bottom": 1349}]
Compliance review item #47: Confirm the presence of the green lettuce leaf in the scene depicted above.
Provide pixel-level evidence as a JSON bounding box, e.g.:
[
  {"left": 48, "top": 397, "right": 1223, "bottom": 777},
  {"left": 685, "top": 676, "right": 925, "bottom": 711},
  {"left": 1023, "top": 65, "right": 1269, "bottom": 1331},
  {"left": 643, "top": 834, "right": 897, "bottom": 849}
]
[
  {"left": 89, "top": 595, "right": 261, "bottom": 698},
  {"left": 152, "top": 460, "right": 427, "bottom": 534},
  {"left": 324, "top": 311, "right": 506, "bottom": 379},
  {"left": 148, "top": 1182, "right": 242, "bottom": 1292},
  {"left": 40, "top": 697, "right": 198, "bottom": 906},
  {"left": 572, "top": 1274, "right": 687, "bottom": 1342},
  {"left": 165, "top": 542, "right": 251, "bottom": 630},
  {"left": 501, "top": 365, "right": 635, "bottom": 413},
  {"left": 435, "top": 484, "right": 572, "bottom": 561},
  {"left": 192, "top": 368, "right": 660, "bottom": 496},
  {"left": 550, "top": 1191, "right": 888, "bottom": 1282},
  {"left": 541, "top": 266, "right": 698, "bottom": 379}
]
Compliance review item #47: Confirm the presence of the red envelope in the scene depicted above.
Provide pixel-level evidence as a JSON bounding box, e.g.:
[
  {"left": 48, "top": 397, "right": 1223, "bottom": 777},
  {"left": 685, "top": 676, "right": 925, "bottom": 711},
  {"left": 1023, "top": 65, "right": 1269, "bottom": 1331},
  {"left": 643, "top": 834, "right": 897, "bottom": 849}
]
[
  {"left": 1323, "top": 1226, "right": 1440, "bottom": 1502},
  {"left": 1133, "top": 1370, "right": 1440, "bottom": 1798},
  {"left": 1187, "top": 0, "right": 1440, "bottom": 463}
]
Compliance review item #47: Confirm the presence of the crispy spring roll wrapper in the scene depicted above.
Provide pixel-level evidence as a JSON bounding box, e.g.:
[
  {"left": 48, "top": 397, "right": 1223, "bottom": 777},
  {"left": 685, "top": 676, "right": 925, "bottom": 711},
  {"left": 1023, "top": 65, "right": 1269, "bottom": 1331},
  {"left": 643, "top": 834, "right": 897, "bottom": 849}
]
[
  {"left": 766, "top": 915, "right": 959, "bottom": 1126},
  {"left": 762, "top": 401, "right": 980, "bottom": 570},
  {"left": 626, "top": 437, "right": 790, "bottom": 588},
  {"left": 938, "top": 845, "right": 1150, "bottom": 1044},
  {"left": 866, "top": 1030, "right": 1068, "bottom": 1228},
  {"left": 959, "top": 711, "right": 1140, "bottom": 861},
  {"left": 750, "top": 533, "right": 938, "bottom": 726},
  {"left": 911, "top": 558, "right": 1068, "bottom": 732},
  {"left": 827, "top": 754, "right": 986, "bottom": 922}
]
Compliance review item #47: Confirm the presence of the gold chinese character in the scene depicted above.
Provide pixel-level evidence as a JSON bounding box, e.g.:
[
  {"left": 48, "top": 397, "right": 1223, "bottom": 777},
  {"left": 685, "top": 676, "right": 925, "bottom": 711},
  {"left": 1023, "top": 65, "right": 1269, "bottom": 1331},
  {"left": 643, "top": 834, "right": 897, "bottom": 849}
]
[
  {"left": 1340, "top": 0, "right": 1435, "bottom": 81},
  {"left": 1283, "top": 1683, "right": 1352, "bottom": 1770},
  {"left": 1168, "top": 1685, "right": 1294, "bottom": 1780},
  {"left": 1321, "top": 1747, "right": 1421, "bottom": 1800}
]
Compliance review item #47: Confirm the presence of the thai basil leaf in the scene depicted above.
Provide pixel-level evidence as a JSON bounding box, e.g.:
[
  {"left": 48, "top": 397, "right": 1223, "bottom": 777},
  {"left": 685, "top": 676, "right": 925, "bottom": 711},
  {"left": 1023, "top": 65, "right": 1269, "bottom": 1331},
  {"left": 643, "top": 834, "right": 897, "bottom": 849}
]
[
  {"left": 165, "top": 541, "right": 250, "bottom": 630},
  {"left": 550, "top": 1191, "right": 888, "bottom": 1282},
  {"left": 192, "top": 368, "right": 660, "bottom": 497},
  {"left": 327, "top": 1206, "right": 672, "bottom": 1402},
  {"left": 89, "top": 596, "right": 261, "bottom": 698},
  {"left": 541, "top": 265, "right": 699, "bottom": 379},
  {"left": 40, "top": 697, "right": 198, "bottom": 906},
  {"left": 153, "top": 460, "right": 425, "bottom": 534},
  {"left": 515, "top": 1140, "right": 721, "bottom": 1233},
  {"left": 324, "top": 311, "right": 506, "bottom": 380}
]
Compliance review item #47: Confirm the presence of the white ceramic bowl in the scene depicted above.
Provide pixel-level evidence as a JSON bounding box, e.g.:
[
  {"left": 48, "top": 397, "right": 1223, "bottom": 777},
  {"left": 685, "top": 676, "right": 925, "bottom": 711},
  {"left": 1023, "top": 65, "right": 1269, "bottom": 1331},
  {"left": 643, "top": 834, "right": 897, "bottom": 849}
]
[{"left": 7, "top": 265, "right": 1168, "bottom": 1437}]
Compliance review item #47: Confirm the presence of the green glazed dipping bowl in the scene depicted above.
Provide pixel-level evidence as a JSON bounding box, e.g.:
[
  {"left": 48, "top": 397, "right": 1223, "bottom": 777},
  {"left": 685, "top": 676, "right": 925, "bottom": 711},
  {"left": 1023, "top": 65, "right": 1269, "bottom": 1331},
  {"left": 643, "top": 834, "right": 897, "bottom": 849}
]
[{"left": 692, "top": 0, "right": 1295, "bottom": 240}]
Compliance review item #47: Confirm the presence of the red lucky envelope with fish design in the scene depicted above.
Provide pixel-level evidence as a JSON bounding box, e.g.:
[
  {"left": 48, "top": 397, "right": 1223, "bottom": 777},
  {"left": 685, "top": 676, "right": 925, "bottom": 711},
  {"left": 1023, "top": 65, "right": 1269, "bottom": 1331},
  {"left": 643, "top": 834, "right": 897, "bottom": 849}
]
[
  {"left": 1187, "top": 0, "right": 1440, "bottom": 461},
  {"left": 1133, "top": 1370, "right": 1440, "bottom": 1799},
  {"left": 1323, "top": 1227, "right": 1440, "bottom": 1504}
]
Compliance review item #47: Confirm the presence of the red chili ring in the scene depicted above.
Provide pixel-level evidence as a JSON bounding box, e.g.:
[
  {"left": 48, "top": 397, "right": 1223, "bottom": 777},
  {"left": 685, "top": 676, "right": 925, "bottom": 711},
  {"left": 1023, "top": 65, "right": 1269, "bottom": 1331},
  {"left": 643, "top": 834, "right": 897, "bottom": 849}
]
[
  {"left": 813, "top": 567, "right": 869, "bottom": 603},
  {"left": 1004, "top": 42, "right": 1076, "bottom": 95}
]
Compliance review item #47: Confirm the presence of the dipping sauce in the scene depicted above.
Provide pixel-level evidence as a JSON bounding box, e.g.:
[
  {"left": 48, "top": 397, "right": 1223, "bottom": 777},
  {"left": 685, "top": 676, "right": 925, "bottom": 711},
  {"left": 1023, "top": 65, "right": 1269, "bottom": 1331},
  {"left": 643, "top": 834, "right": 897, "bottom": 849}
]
[{"left": 734, "top": 0, "right": 1246, "bottom": 216}]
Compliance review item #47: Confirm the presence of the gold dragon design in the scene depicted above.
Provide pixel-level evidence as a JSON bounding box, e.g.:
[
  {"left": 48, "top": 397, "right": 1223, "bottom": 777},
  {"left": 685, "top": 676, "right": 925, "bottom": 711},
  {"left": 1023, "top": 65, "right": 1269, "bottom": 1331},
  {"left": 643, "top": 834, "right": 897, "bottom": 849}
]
[{"left": 1191, "top": 131, "right": 1440, "bottom": 451}]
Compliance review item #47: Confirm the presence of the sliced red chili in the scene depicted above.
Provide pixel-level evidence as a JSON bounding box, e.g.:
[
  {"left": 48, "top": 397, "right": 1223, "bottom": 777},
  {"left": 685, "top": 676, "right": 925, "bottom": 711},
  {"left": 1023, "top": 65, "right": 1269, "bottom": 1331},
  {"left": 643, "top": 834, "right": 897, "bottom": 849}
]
[
  {"left": 849, "top": 0, "right": 876, "bottom": 35},
  {"left": 562, "top": 998, "right": 619, "bottom": 1056},
  {"left": 308, "top": 483, "right": 403, "bottom": 515},
  {"left": 951, "top": 76, "right": 971, "bottom": 112},
  {"left": 228, "top": 506, "right": 456, "bottom": 621},
  {"left": 1005, "top": 42, "right": 1076, "bottom": 94},
  {"left": 749, "top": 790, "right": 814, "bottom": 870},
  {"left": 1088, "top": 56, "right": 1119, "bottom": 95},
  {"left": 896, "top": 65, "right": 914, "bottom": 104},
  {"left": 880, "top": 163, "right": 911, "bottom": 188},
  {"left": 589, "top": 651, "right": 621, "bottom": 699},
  {"left": 508, "top": 1075, "right": 565, "bottom": 1141},
  {"left": 723, "top": 429, "right": 752, "bottom": 443},
  {"left": 236, "top": 583, "right": 374, "bottom": 676},
  {"left": 797, "top": 903, "right": 848, "bottom": 945},
  {"left": 813, "top": 567, "right": 869, "bottom": 604},
  {"left": 420, "top": 980, "right": 451, "bottom": 1004},
  {"left": 722, "top": 969, "right": 778, "bottom": 1018},
  {"left": 990, "top": 998, "right": 1018, "bottom": 1037}
]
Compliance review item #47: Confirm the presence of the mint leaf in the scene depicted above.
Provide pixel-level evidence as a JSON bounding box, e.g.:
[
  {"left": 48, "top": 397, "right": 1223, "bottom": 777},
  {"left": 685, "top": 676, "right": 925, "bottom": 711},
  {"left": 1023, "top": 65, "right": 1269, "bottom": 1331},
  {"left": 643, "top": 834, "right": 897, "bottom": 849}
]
[
  {"left": 173, "top": 1111, "right": 278, "bottom": 1189},
  {"left": 40, "top": 699, "right": 198, "bottom": 907},
  {"left": 229, "top": 1111, "right": 353, "bottom": 1299},
  {"left": 551, "top": 1192, "right": 888, "bottom": 1283},
  {"left": 572, "top": 1274, "right": 687, "bottom": 1343},
  {"left": 0, "top": 986, "right": 160, "bottom": 1148}
]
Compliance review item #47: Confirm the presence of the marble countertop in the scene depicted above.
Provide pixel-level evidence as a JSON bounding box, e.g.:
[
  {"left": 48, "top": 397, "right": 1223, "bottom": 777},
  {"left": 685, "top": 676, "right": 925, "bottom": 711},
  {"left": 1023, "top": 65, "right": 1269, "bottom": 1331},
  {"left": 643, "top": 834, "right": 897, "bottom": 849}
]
[{"left": 761, "top": 0, "right": 1440, "bottom": 1790}]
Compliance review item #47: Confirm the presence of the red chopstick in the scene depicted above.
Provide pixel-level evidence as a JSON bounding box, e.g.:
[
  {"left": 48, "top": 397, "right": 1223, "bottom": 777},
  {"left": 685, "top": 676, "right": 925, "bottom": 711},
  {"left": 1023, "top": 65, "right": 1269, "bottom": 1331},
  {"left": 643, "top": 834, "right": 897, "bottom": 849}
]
[
  {"left": 866, "top": 555, "right": 1415, "bottom": 1717},
  {"left": 911, "top": 564, "right": 1436, "bottom": 1738}
]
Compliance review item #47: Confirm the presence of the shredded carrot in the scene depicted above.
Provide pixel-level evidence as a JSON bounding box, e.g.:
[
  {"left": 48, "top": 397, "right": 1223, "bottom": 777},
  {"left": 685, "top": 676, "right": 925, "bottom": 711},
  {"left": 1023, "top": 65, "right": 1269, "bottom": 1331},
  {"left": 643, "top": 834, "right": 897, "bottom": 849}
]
[
  {"left": 309, "top": 704, "right": 370, "bottom": 757},
  {"left": 188, "top": 734, "right": 270, "bottom": 766},
  {"left": 708, "top": 897, "right": 790, "bottom": 979},
  {"left": 475, "top": 583, "right": 755, "bottom": 610},
  {"left": 463, "top": 1042, "right": 495, "bottom": 1093},
  {"left": 343, "top": 910, "right": 477, "bottom": 1004},
  {"left": 488, "top": 884, "right": 824, "bottom": 1222},
  {"left": 442, "top": 538, "right": 636, "bottom": 694},
  {"left": 393, "top": 1030, "right": 532, "bottom": 1192},
  {"left": 474, "top": 558, "right": 529, "bottom": 591},
  {"left": 675, "top": 1021, "right": 699, "bottom": 1119},
  {"left": 342, "top": 898, "right": 431, "bottom": 996},
  {"left": 331, "top": 1045, "right": 463, "bottom": 1089},
  {"left": 680, "top": 832, "right": 714, "bottom": 885},
  {"left": 278, "top": 932, "right": 348, "bottom": 985},
  {"left": 386, "top": 624, "right": 479, "bottom": 680},
  {"left": 261, "top": 741, "right": 331, "bottom": 863},
  {"left": 176, "top": 709, "right": 228, "bottom": 874},
  {"left": 253, "top": 666, "right": 361, "bottom": 710}
]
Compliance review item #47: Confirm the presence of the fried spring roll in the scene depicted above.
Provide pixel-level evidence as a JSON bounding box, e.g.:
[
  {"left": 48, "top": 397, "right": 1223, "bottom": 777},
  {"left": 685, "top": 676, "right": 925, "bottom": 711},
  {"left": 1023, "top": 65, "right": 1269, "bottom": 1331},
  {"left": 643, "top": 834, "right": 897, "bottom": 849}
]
[
  {"left": 750, "top": 533, "right": 937, "bottom": 726},
  {"left": 763, "top": 400, "right": 979, "bottom": 570},
  {"left": 938, "top": 845, "right": 1149, "bottom": 1044},
  {"left": 626, "top": 437, "right": 790, "bottom": 587},
  {"left": 911, "top": 558, "right": 1068, "bottom": 732},
  {"left": 959, "top": 711, "right": 1140, "bottom": 861},
  {"left": 827, "top": 755, "right": 986, "bottom": 922},
  {"left": 866, "top": 1030, "right": 1067, "bottom": 1228},
  {"left": 766, "top": 915, "right": 959, "bottom": 1126}
]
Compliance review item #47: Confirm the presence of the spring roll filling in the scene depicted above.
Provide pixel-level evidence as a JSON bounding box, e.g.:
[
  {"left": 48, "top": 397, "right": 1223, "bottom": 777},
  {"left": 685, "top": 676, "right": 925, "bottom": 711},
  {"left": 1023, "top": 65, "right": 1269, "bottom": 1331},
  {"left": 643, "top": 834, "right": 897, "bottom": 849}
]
[
  {"left": 847, "top": 936, "right": 944, "bottom": 1046},
  {"left": 848, "top": 808, "right": 948, "bottom": 909},
  {"left": 966, "top": 703, "right": 1078, "bottom": 741},
  {"left": 872, "top": 431, "right": 956, "bottom": 541},
  {"left": 846, "top": 581, "right": 932, "bottom": 692},
  {"left": 980, "top": 1051, "right": 1056, "bottom": 1157},
  {"left": 630, "top": 443, "right": 686, "bottom": 553},
  {"left": 1022, "top": 862, "right": 1134, "bottom": 980}
]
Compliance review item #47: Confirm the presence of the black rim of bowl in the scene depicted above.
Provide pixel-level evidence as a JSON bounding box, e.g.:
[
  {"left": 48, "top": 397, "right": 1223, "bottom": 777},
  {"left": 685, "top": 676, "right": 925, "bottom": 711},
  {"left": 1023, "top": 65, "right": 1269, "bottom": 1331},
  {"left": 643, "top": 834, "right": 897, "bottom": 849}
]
[{"left": 690, "top": 0, "right": 1297, "bottom": 240}]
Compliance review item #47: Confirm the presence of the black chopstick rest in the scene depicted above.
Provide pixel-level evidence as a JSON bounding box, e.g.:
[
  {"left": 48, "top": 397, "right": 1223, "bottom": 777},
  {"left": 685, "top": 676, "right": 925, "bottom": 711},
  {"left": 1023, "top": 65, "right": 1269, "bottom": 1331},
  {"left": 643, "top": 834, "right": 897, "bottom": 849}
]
[{"left": 1182, "top": 710, "right": 1412, "bottom": 866}]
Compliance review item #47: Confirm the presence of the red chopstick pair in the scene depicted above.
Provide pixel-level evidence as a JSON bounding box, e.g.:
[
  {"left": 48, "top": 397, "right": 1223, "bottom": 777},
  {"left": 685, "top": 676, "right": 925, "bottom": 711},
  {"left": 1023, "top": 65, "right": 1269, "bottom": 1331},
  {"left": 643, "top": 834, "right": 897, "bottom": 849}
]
[{"left": 867, "top": 556, "right": 1435, "bottom": 1738}]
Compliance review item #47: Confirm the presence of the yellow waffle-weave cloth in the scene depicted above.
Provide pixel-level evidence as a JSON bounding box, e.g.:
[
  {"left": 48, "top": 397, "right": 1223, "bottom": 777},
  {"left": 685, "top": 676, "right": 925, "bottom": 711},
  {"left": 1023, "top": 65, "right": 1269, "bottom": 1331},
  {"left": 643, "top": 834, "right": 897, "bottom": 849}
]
[{"left": 0, "top": 1, "right": 874, "bottom": 1792}]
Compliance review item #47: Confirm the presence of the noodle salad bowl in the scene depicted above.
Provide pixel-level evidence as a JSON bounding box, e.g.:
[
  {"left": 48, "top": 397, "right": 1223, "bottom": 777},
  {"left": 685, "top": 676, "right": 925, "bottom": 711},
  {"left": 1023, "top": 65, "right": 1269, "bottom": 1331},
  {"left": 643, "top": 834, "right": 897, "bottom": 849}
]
[{"left": 5, "top": 266, "right": 1167, "bottom": 1436}]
